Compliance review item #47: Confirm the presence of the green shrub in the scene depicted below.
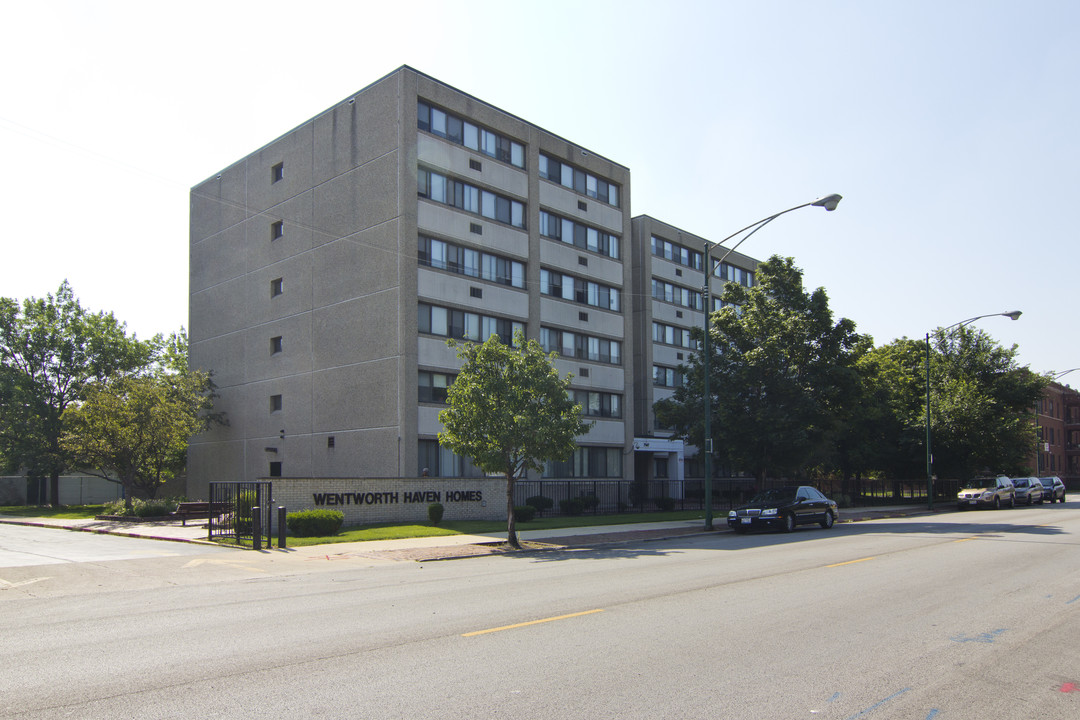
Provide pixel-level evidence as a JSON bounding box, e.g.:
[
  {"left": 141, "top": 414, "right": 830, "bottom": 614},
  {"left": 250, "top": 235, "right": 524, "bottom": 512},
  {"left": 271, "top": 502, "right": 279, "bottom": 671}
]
[
  {"left": 654, "top": 497, "right": 676, "bottom": 512},
  {"left": 580, "top": 493, "right": 600, "bottom": 510},
  {"left": 513, "top": 505, "right": 536, "bottom": 522},
  {"left": 286, "top": 509, "right": 344, "bottom": 537},
  {"left": 428, "top": 502, "right": 445, "bottom": 525},
  {"left": 525, "top": 495, "right": 554, "bottom": 514},
  {"left": 103, "top": 497, "right": 182, "bottom": 517},
  {"left": 560, "top": 497, "right": 586, "bottom": 515}
]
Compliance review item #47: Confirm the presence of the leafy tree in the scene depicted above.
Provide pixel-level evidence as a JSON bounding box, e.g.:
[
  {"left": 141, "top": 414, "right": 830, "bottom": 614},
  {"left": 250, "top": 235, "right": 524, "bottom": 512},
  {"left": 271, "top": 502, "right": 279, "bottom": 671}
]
[
  {"left": 655, "top": 256, "right": 867, "bottom": 484},
  {"left": 926, "top": 325, "right": 1045, "bottom": 479},
  {"left": 62, "top": 331, "right": 225, "bottom": 507},
  {"left": 438, "top": 333, "right": 592, "bottom": 547},
  {"left": 0, "top": 282, "right": 152, "bottom": 504}
]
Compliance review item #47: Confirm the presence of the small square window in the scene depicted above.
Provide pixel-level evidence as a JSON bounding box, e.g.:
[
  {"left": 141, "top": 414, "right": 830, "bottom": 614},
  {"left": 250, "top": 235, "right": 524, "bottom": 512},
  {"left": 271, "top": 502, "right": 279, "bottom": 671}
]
[
  {"left": 578, "top": 312, "right": 589, "bottom": 322},
  {"left": 579, "top": 368, "right": 590, "bottom": 378},
  {"left": 327, "top": 436, "right": 335, "bottom": 449},
  {"left": 469, "top": 287, "right": 483, "bottom": 299},
  {"left": 578, "top": 200, "right": 588, "bottom": 211},
  {"left": 578, "top": 257, "right": 588, "bottom": 266},
  {"left": 470, "top": 223, "right": 483, "bottom": 235},
  {"left": 271, "top": 278, "right": 283, "bottom": 297},
  {"left": 270, "top": 336, "right": 283, "bottom": 354},
  {"left": 270, "top": 394, "right": 283, "bottom": 412},
  {"left": 271, "top": 162, "right": 284, "bottom": 183},
  {"left": 269, "top": 461, "right": 282, "bottom": 477},
  {"left": 271, "top": 221, "right": 284, "bottom": 240},
  {"left": 469, "top": 159, "right": 482, "bottom": 171}
]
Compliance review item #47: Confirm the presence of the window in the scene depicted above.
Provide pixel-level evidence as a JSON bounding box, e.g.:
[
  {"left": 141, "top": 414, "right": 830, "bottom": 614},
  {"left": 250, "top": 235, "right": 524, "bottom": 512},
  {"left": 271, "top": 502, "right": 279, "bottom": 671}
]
[
  {"left": 418, "top": 303, "right": 524, "bottom": 345},
  {"left": 651, "top": 236, "right": 703, "bottom": 270},
  {"left": 418, "top": 371, "right": 455, "bottom": 404},
  {"left": 653, "top": 365, "right": 683, "bottom": 387},
  {"left": 417, "top": 101, "right": 525, "bottom": 169},
  {"left": 270, "top": 278, "right": 283, "bottom": 297},
  {"left": 544, "top": 446, "right": 623, "bottom": 478},
  {"left": 271, "top": 162, "right": 284, "bottom": 183},
  {"left": 539, "top": 210, "right": 620, "bottom": 259},
  {"left": 418, "top": 236, "right": 525, "bottom": 288},
  {"left": 652, "top": 278, "right": 702, "bottom": 310},
  {"left": 572, "top": 390, "right": 622, "bottom": 418},
  {"left": 269, "top": 462, "right": 282, "bottom": 477},
  {"left": 540, "top": 268, "right": 620, "bottom": 311},
  {"left": 716, "top": 262, "right": 755, "bottom": 287},
  {"left": 539, "top": 327, "right": 621, "bottom": 365},
  {"left": 539, "top": 154, "right": 620, "bottom": 208},
  {"left": 270, "top": 394, "right": 283, "bottom": 412},
  {"left": 270, "top": 336, "right": 283, "bottom": 355},
  {"left": 418, "top": 168, "right": 526, "bottom": 229},
  {"left": 417, "top": 439, "right": 487, "bottom": 478},
  {"left": 653, "top": 322, "right": 695, "bottom": 349},
  {"left": 270, "top": 220, "right": 284, "bottom": 240}
]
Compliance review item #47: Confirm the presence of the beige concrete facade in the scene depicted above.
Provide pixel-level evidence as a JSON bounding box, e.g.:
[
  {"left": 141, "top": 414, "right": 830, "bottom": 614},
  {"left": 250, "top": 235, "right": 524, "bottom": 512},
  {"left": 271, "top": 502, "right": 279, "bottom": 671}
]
[
  {"left": 189, "top": 67, "right": 635, "bottom": 498},
  {"left": 629, "top": 215, "right": 759, "bottom": 484}
]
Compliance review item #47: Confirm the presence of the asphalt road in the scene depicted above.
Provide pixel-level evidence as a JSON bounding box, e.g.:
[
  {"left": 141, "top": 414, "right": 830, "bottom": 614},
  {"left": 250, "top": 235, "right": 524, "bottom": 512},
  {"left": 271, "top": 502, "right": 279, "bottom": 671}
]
[{"left": 2, "top": 504, "right": 1078, "bottom": 719}]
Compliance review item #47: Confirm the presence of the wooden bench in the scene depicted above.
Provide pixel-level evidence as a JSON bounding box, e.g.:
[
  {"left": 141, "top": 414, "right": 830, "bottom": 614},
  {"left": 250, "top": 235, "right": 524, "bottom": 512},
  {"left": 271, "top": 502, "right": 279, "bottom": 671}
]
[{"left": 172, "top": 502, "right": 228, "bottom": 526}]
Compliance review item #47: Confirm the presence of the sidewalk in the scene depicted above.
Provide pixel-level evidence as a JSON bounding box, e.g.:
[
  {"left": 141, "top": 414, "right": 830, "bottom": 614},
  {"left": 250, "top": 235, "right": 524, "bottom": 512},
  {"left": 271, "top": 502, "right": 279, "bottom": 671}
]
[{"left": 0, "top": 504, "right": 938, "bottom": 561}]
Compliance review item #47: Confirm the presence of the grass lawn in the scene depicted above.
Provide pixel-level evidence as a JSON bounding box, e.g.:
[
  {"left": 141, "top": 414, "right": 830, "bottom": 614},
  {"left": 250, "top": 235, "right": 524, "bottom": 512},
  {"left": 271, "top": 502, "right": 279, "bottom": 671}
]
[
  {"left": 284, "top": 509, "right": 707, "bottom": 547},
  {"left": 0, "top": 504, "right": 107, "bottom": 519}
]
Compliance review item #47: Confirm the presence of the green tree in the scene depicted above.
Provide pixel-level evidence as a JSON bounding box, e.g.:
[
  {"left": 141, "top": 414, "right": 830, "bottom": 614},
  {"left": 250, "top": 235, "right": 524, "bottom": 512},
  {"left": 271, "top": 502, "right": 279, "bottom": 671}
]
[
  {"left": 438, "top": 333, "right": 592, "bottom": 547},
  {"left": 926, "top": 325, "right": 1045, "bottom": 479},
  {"left": 0, "top": 282, "right": 152, "bottom": 505},
  {"left": 655, "top": 256, "right": 867, "bottom": 484},
  {"left": 61, "top": 331, "right": 225, "bottom": 507}
]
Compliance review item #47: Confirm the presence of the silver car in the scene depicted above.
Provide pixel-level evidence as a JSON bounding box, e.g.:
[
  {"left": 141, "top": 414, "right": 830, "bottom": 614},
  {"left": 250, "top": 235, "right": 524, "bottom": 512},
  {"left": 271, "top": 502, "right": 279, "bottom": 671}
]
[{"left": 1012, "top": 476, "right": 1044, "bottom": 505}]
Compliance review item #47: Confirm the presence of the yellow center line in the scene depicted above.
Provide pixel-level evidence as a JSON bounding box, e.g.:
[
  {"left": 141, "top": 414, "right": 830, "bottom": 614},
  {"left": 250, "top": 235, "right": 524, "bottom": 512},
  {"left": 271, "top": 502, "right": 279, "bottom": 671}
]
[
  {"left": 826, "top": 557, "right": 876, "bottom": 568},
  {"left": 462, "top": 609, "right": 605, "bottom": 637},
  {"left": 954, "top": 537, "right": 978, "bottom": 543}
]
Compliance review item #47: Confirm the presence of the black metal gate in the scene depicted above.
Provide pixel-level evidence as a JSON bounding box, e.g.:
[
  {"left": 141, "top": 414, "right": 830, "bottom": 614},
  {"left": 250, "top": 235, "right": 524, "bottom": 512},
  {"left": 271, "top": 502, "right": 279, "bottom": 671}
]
[{"left": 208, "top": 481, "right": 273, "bottom": 548}]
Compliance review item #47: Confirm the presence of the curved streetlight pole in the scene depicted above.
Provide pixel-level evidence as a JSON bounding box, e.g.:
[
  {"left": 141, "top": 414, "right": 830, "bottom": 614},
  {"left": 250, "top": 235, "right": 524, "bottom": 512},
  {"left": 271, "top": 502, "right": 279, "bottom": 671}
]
[
  {"left": 1051, "top": 368, "right": 1080, "bottom": 380},
  {"left": 926, "top": 311, "right": 1022, "bottom": 510},
  {"left": 701, "top": 194, "right": 842, "bottom": 529}
]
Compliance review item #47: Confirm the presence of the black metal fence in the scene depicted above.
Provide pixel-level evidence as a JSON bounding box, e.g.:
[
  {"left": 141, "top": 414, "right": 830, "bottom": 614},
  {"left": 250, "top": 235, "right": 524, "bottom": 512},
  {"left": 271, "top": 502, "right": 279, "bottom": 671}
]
[
  {"left": 512, "top": 477, "right": 964, "bottom": 517},
  {"left": 208, "top": 481, "right": 273, "bottom": 547}
]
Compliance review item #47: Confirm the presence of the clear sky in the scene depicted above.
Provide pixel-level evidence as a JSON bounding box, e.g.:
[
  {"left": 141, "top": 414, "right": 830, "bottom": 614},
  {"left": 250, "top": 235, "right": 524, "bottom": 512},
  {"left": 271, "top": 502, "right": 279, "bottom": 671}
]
[{"left": 3, "top": 0, "right": 1077, "bottom": 377}]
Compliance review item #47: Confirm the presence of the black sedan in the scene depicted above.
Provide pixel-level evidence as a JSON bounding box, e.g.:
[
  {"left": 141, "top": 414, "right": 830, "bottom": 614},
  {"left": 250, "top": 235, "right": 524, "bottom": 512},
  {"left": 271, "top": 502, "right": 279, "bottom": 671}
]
[{"left": 727, "top": 486, "right": 839, "bottom": 533}]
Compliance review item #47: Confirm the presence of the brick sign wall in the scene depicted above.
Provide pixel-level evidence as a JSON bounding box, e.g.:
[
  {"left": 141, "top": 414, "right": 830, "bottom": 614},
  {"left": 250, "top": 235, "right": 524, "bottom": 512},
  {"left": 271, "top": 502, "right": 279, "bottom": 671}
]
[{"left": 269, "top": 477, "right": 507, "bottom": 525}]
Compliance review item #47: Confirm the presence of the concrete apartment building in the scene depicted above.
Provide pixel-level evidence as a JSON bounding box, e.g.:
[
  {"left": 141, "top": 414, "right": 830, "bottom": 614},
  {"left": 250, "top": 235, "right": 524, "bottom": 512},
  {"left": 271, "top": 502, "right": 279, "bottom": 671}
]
[
  {"left": 630, "top": 216, "right": 758, "bottom": 486},
  {"left": 189, "top": 66, "right": 643, "bottom": 498}
]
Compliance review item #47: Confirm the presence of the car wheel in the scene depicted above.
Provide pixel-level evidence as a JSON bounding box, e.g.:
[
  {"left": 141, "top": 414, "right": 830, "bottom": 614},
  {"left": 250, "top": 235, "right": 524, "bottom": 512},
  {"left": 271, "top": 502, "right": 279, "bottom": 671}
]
[
  {"left": 1062, "top": 494, "right": 1067, "bottom": 504},
  {"left": 782, "top": 513, "right": 796, "bottom": 533},
  {"left": 993, "top": 496, "right": 1001, "bottom": 510},
  {"left": 1009, "top": 495, "right": 1015, "bottom": 508},
  {"left": 1027, "top": 496, "right": 1033, "bottom": 506},
  {"left": 819, "top": 511, "right": 835, "bottom": 529}
]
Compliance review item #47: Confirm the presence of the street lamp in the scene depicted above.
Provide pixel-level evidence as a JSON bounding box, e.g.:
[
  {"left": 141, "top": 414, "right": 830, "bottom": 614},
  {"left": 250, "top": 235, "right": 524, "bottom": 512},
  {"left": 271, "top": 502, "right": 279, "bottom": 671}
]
[
  {"left": 1051, "top": 368, "right": 1079, "bottom": 380},
  {"left": 700, "top": 194, "right": 842, "bottom": 529},
  {"left": 925, "top": 311, "right": 1022, "bottom": 510}
]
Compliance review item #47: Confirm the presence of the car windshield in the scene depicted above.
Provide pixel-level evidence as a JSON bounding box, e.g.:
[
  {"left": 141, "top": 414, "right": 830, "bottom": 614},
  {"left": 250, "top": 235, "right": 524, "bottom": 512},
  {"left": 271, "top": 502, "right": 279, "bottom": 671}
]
[
  {"left": 963, "top": 479, "right": 994, "bottom": 489},
  {"left": 1014, "top": 479, "right": 1029, "bottom": 487},
  {"left": 1039, "top": 479, "right": 1054, "bottom": 486},
  {"left": 750, "top": 488, "right": 796, "bottom": 503}
]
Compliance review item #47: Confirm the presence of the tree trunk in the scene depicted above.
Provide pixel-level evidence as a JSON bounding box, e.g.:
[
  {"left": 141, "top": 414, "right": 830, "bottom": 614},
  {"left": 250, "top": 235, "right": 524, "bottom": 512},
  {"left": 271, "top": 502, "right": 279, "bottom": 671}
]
[{"left": 505, "top": 473, "right": 519, "bottom": 548}]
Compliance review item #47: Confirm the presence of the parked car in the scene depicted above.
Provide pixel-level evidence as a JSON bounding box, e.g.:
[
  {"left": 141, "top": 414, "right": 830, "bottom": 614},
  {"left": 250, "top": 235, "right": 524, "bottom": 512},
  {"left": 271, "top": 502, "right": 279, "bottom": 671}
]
[
  {"left": 1012, "top": 476, "right": 1044, "bottom": 505},
  {"left": 956, "top": 476, "right": 1015, "bottom": 509},
  {"left": 727, "top": 486, "right": 838, "bottom": 533},
  {"left": 1038, "top": 476, "right": 1067, "bottom": 503}
]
